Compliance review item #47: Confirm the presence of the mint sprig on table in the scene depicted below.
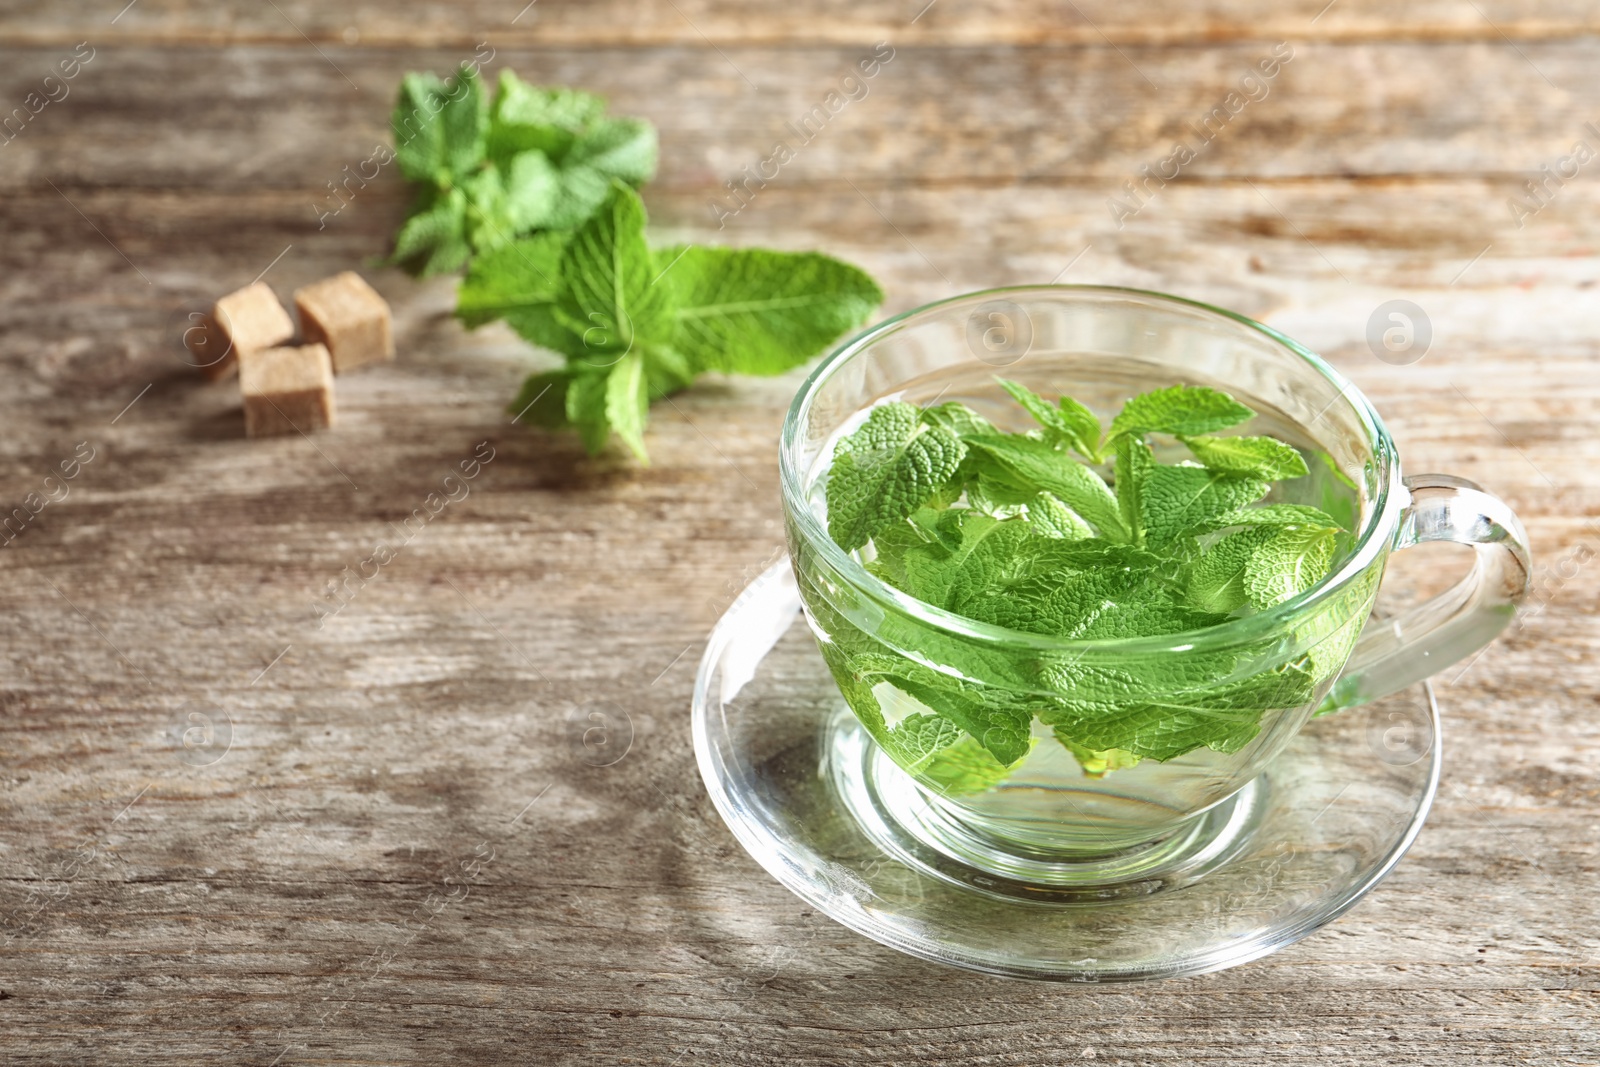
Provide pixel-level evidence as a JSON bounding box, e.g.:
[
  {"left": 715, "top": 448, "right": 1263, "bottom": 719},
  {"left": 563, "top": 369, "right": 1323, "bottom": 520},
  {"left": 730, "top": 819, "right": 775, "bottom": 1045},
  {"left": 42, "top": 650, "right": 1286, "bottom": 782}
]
[
  {"left": 458, "top": 181, "right": 881, "bottom": 461},
  {"left": 817, "top": 381, "right": 1356, "bottom": 779},
  {"left": 390, "top": 66, "right": 884, "bottom": 461}
]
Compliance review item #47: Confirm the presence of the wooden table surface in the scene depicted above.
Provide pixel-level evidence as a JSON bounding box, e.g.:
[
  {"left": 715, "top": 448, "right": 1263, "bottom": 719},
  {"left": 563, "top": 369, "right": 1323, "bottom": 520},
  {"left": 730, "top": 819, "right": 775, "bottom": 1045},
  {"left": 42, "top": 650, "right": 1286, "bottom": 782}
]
[{"left": 2, "top": 1, "right": 1598, "bottom": 1062}]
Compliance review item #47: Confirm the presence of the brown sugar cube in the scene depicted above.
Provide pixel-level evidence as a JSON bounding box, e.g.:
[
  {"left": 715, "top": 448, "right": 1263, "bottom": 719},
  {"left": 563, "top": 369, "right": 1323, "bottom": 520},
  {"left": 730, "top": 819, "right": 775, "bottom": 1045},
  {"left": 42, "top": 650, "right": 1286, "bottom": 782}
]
[
  {"left": 239, "top": 344, "right": 336, "bottom": 438},
  {"left": 294, "top": 271, "right": 393, "bottom": 374},
  {"left": 182, "top": 312, "right": 231, "bottom": 379},
  {"left": 200, "top": 281, "right": 296, "bottom": 381}
]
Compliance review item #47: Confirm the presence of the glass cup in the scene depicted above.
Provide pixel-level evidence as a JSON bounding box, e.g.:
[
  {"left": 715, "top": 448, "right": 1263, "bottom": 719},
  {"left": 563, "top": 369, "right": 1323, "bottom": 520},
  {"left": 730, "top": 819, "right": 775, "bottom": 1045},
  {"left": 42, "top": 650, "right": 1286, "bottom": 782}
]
[{"left": 781, "top": 286, "right": 1529, "bottom": 877}]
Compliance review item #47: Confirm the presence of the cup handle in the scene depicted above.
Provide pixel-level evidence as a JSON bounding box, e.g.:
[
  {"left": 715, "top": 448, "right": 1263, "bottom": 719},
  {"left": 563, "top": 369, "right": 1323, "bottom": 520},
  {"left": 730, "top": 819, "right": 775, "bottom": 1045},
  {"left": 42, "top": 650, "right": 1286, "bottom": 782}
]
[{"left": 1321, "top": 473, "right": 1532, "bottom": 711}]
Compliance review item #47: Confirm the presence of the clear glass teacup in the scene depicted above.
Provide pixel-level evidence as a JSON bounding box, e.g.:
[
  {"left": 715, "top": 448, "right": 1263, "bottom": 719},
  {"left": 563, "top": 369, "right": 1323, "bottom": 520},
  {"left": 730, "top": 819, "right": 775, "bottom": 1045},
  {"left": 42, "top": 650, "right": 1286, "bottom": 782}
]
[{"left": 781, "top": 286, "right": 1529, "bottom": 872}]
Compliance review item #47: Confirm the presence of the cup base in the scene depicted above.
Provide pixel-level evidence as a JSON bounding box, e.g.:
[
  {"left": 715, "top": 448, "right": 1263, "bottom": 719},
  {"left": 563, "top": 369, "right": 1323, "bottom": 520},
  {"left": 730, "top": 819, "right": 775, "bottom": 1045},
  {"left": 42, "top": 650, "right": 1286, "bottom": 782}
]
[
  {"left": 693, "top": 560, "right": 1441, "bottom": 981},
  {"left": 835, "top": 712, "right": 1267, "bottom": 903}
]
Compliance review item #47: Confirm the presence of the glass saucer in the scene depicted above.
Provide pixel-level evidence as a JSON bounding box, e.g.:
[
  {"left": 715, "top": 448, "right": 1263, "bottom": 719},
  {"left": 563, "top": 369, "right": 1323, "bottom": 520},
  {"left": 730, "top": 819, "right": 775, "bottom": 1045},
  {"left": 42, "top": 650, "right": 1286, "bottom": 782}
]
[{"left": 692, "top": 560, "right": 1441, "bottom": 982}]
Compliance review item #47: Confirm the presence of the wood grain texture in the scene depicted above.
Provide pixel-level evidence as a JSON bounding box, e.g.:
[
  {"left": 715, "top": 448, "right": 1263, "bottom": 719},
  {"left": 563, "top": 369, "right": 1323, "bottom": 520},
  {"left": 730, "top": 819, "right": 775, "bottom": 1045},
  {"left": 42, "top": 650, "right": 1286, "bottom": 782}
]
[
  {"left": 5, "top": 41, "right": 1600, "bottom": 196},
  {"left": 1, "top": 0, "right": 1598, "bottom": 1063},
  {"left": 4, "top": 0, "right": 1600, "bottom": 46}
]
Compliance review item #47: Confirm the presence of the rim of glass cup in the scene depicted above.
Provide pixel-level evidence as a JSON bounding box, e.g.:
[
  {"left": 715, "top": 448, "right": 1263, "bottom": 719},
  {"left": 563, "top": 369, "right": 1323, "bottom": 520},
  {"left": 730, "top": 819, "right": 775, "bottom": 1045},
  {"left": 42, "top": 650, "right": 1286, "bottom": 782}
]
[{"left": 779, "top": 284, "right": 1404, "bottom": 655}]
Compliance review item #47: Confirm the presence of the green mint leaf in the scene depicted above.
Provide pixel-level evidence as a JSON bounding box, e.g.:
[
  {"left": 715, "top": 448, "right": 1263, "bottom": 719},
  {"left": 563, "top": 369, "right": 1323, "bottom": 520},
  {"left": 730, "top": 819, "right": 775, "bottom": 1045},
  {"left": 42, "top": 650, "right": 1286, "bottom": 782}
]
[
  {"left": 456, "top": 232, "right": 577, "bottom": 351},
  {"left": 486, "top": 73, "right": 605, "bottom": 166},
  {"left": 508, "top": 369, "right": 573, "bottom": 429},
  {"left": 1037, "top": 647, "right": 1236, "bottom": 705},
  {"left": 499, "top": 151, "right": 562, "bottom": 232},
  {"left": 1040, "top": 662, "right": 1315, "bottom": 761},
  {"left": 393, "top": 75, "right": 447, "bottom": 182},
  {"left": 933, "top": 519, "right": 1071, "bottom": 608},
  {"left": 940, "top": 532, "right": 1202, "bottom": 640},
  {"left": 956, "top": 564, "right": 1117, "bottom": 635},
  {"left": 1046, "top": 697, "right": 1261, "bottom": 762},
  {"left": 1027, "top": 493, "right": 1093, "bottom": 540},
  {"left": 815, "top": 638, "right": 899, "bottom": 757},
  {"left": 1243, "top": 524, "right": 1339, "bottom": 607},
  {"left": 881, "top": 511, "right": 1006, "bottom": 607},
  {"left": 1108, "top": 384, "right": 1254, "bottom": 440},
  {"left": 1313, "top": 450, "right": 1362, "bottom": 532},
  {"left": 965, "top": 463, "right": 1036, "bottom": 517},
  {"left": 655, "top": 245, "right": 883, "bottom": 376},
  {"left": 1113, "top": 433, "right": 1154, "bottom": 546},
  {"left": 891, "top": 676, "right": 1034, "bottom": 766},
  {"left": 437, "top": 67, "right": 489, "bottom": 178},
  {"left": 540, "top": 165, "right": 612, "bottom": 233},
  {"left": 1051, "top": 578, "right": 1224, "bottom": 640},
  {"left": 1052, "top": 731, "right": 1142, "bottom": 778},
  {"left": 458, "top": 169, "right": 513, "bottom": 254},
  {"left": 921, "top": 734, "right": 1034, "bottom": 796},
  {"left": 1141, "top": 465, "right": 1270, "bottom": 548},
  {"left": 1055, "top": 395, "right": 1104, "bottom": 463},
  {"left": 825, "top": 403, "right": 966, "bottom": 551},
  {"left": 884, "top": 713, "right": 965, "bottom": 773},
  {"left": 542, "top": 118, "right": 660, "bottom": 230},
  {"left": 1206, "top": 503, "right": 1343, "bottom": 532},
  {"left": 905, "top": 514, "right": 1006, "bottom": 604},
  {"left": 391, "top": 187, "right": 472, "bottom": 276},
  {"left": 604, "top": 351, "right": 651, "bottom": 462},
  {"left": 921, "top": 401, "right": 997, "bottom": 439},
  {"left": 483, "top": 73, "right": 655, "bottom": 232},
  {"left": 568, "top": 117, "right": 658, "bottom": 184},
  {"left": 1188, "top": 520, "right": 1339, "bottom": 613},
  {"left": 964, "top": 434, "right": 1125, "bottom": 538},
  {"left": 956, "top": 544, "right": 1220, "bottom": 640},
  {"left": 948, "top": 561, "right": 1092, "bottom": 634},
  {"left": 996, "top": 377, "right": 1069, "bottom": 438},
  {"left": 565, "top": 369, "right": 612, "bottom": 454},
  {"left": 837, "top": 640, "right": 1036, "bottom": 767},
  {"left": 641, "top": 343, "right": 695, "bottom": 400},
  {"left": 389, "top": 68, "right": 491, "bottom": 274},
  {"left": 392, "top": 67, "right": 487, "bottom": 185},
  {"left": 1301, "top": 566, "right": 1383, "bottom": 702},
  {"left": 1185, "top": 526, "right": 1276, "bottom": 614},
  {"left": 394, "top": 68, "right": 658, "bottom": 275},
  {"left": 559, "top": 181, "right": 674, "bottom": 362},
  {"left": 995, "top": 378, "right": 1101, "bottom": 460},
  {"left": 1179, "top": 434, "right": 1310, "bottom": 480},
  {"left": 492, "top": 74, "right": 606, "bottom": 130},
  {"left": 862, "top": 519, "right": 929, "bottom": 590},
  {"left": 907, "top": 506, "right": 967, "bottom": 551}
]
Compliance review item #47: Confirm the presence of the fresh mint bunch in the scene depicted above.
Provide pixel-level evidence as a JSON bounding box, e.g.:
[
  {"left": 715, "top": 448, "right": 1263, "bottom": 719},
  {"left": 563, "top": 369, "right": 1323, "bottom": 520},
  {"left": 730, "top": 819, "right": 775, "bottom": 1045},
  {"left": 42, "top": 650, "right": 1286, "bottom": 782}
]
[
  {"left": 390, "top": 67, "right": 657, "bottom": 276},
  {"left": 818, "top": 380, "right": 1355, "bottom": 778},
  {"left": 387, "top": 67, "right": 885, "bottom": 460},
  {"left": 458, "top": 181, "right": 883, "bottom": 461}
]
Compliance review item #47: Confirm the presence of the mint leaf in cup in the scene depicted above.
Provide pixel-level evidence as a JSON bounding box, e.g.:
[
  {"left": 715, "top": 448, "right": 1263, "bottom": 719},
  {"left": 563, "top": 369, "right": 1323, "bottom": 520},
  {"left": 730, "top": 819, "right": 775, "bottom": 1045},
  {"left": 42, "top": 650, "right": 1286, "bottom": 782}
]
[
  {"left": 1140, "top": 466, "right": 1273, "bottom": 550},
  {"left": 825, "top": 403, "right": 966, "bottom": 551},
  {"left": 962, "top": 434, "right": 1124, "bottom": 538},
  {"left": 1107, "top": 384, "right": 1255, "bottom": 439},
  {"left": 996, "top": 377, "right": 1102, "bottom": 462},
  {"left": 1179, "top": 433, "right": 1310, "bottom": 479},
  {"left": 1243, "top": 523, "right": 1342, "bottom": 607}
]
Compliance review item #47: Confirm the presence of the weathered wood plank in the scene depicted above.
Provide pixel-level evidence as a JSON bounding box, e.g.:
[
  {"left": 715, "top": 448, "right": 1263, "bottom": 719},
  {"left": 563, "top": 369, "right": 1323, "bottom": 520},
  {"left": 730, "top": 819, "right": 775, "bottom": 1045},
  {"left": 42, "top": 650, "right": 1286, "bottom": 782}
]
[
  {"left": 2, "top": 0, "right": 1599, "bottom": 46},
  {"left": 2, "top": 41, "right": 1597, "bottom": 199}
]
